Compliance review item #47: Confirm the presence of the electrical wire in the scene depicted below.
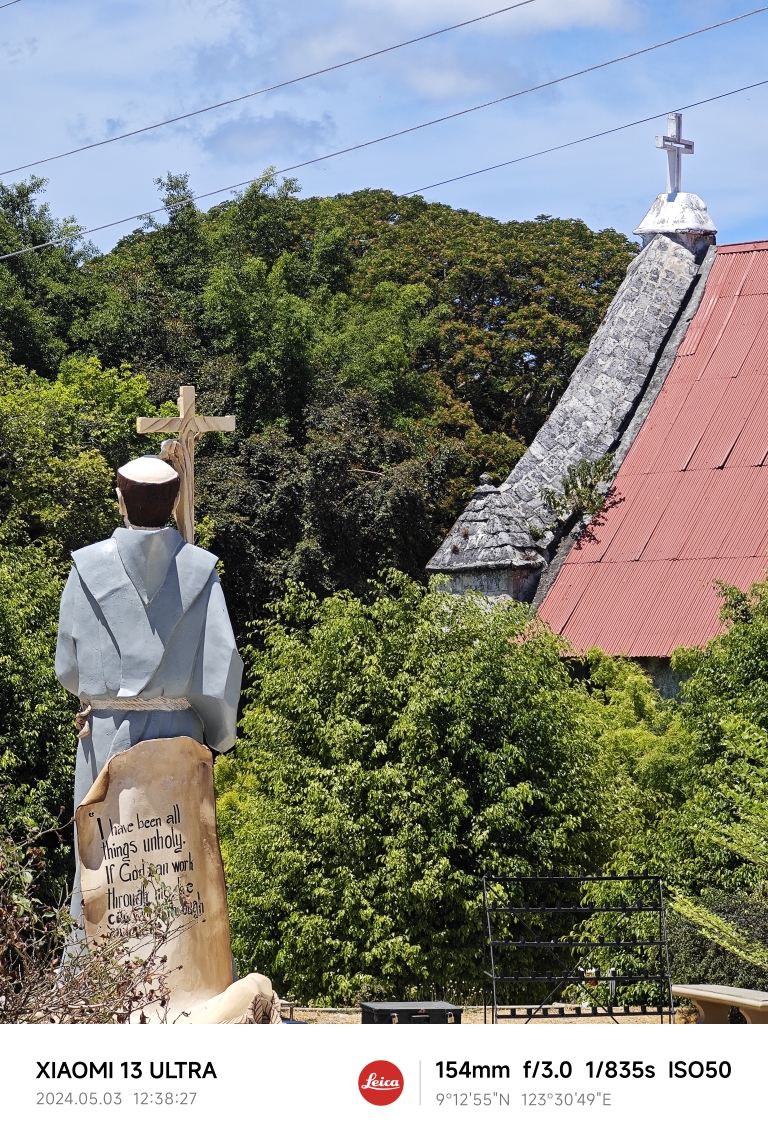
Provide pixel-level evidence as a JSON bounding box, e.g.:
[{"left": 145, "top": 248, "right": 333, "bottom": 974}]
[
  {"left": 0, "top": 0, "right": 540, "bottom": 177},
  {"left": 0, "top": 1, "right": 22, "bottom": 8},
  {"left": 2, "top": 73, "right": 762, "bottom": 263},
  {"left": 1, "top": 23, "right": 767, "bottom": 261},
  {"left": 2, "top": 1, "right": 764, "bottom": 180},
  {"left": 402, "top": 77, "right": 768, "bottom": 195}
]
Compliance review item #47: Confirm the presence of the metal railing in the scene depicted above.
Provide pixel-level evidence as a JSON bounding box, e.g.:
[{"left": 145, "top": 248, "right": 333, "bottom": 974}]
[{"left": 482, "top": 874, "right": 673, "bottom": 1024}]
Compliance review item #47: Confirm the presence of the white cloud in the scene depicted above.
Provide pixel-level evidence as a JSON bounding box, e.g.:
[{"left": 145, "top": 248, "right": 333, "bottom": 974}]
[
  {"left": 338, "top": 0, "right": 631, "bottom": 35},
  {"left": 186, "top": 0, "right": 631, "bottom": 95},
  {"left": 0, "top": 35, "right": 37, "bottom": 64},
  {"left": 384, "top": 51, "right": 527, "bottom": 100},
  {"left": 201, "top": 109, "right": 335, "bottom": 164}
]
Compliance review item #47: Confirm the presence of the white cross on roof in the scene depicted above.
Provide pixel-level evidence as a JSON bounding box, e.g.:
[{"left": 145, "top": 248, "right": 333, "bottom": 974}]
[{"left": 655, "top": 112, "right": 694, "bottom": 195}]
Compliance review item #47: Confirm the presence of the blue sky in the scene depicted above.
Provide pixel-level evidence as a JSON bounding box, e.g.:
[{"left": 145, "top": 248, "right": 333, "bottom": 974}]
[{"left": 1, "top": 0, "right": 767, "bottom": 249}]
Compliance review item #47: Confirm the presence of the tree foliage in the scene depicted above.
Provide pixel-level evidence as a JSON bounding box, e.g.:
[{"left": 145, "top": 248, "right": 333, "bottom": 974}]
[
  {"left": 0, "top": 353, "right": 170, "bottom": 892},
  {"left": 0, "top": 175, "right": 635, "bottom": 910},
  {"left": 0, "top": 545, "right": 74, "bottom": 861},
  {"left": 0, "top": 354, "right": 162, "bottom": 553},
  {"left": 0, "top": 177, "right": 98, "bottom": 377},
  {"left": 60, "top": 174, "right": 635, "bottom": 632},
  {"left": 217, "top": 575, "right": 609, "bottom": 1003},
  {"left": 575, "top": 587, "right": 768, "bottom": 987}
]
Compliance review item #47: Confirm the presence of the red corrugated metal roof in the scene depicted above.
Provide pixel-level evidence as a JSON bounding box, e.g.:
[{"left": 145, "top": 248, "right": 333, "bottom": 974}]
[
  {"left": 539, "top": 242, "right": 768, "bottom": 656},
  {"left": 686, "top": 370, "right": 763, "bottom": 470},
  {"left": 738, "top": 314, "right": 768, "bottom": 376},
  {"left": 699, "top": 295, "right": 767, "bottom": 379},
  {"left": 710, "top": 240, "right": 768, "bottom": 253}
]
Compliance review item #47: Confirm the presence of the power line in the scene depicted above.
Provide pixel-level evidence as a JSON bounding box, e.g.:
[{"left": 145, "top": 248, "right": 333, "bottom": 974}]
[
  {"left": 3, "top": 3, "right": 764, "bottom": 183},
  {"left": 1, "top": 22, "right": 767, "bottom": 261},
  {"left": 2, "top": 74, "right": 762, "bottom": 264},
  {"left": 0, "top": 0, "right": 539, "bottom": 178},
  {"left": 403, "top": 77, "right": 768, "bottom": 195},
  {"left": 0, "top": 1, "right": 22, "bottom": 8}
]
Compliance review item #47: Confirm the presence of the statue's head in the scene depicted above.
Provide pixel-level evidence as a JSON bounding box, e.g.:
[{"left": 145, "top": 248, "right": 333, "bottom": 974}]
[{"left": 116, "top": 456, "right": 180, "bottom": 529}]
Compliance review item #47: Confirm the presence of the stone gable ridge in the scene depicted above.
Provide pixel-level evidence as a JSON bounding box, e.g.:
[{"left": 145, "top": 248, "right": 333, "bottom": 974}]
[{"left": 427, "top": 234, "right": 715, "bottom": 602}]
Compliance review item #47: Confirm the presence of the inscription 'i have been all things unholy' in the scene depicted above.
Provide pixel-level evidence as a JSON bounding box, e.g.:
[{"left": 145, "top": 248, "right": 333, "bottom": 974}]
[{"left": 95, "top": 800, "right": 206, "bottom": 932}]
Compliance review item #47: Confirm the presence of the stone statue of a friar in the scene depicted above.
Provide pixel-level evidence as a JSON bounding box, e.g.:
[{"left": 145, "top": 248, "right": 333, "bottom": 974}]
[{"left": 56, "top": 452, "right": 280, "bottom": 1023}]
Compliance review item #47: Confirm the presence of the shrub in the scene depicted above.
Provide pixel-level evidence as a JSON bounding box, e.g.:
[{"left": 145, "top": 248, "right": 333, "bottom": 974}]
[{"left": 217, "top": 574, "right": 609, "bottom": 1004}]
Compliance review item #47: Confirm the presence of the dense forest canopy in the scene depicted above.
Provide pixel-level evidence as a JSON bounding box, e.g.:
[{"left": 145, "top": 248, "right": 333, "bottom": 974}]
[{"left": 0, "top": 173, "right": 637, "bottom": 633}]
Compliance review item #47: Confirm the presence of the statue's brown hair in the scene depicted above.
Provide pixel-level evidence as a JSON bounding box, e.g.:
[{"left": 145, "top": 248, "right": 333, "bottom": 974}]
[{"left": 117, "top": 471, "right": 180, "bottom": 527}]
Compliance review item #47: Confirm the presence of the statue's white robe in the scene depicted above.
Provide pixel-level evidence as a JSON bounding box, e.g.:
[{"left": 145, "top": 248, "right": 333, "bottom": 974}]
[{"left": 55, "top": 527, "right": 243, "bottom": 915}]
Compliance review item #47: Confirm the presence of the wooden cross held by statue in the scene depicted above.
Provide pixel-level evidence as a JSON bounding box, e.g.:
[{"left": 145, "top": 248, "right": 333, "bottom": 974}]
[{"left": 136, "top": 386, "right": 235, "bottom": 544}]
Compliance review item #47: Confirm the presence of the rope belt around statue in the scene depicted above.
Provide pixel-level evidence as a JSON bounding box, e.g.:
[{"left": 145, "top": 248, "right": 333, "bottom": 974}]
[{"left": 75, "top": 696, "right": 191, "bottom": 738}]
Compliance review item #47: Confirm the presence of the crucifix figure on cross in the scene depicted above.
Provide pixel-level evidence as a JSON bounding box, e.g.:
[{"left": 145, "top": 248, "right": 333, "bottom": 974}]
[
  {"left": 655, "top": 112, "right": 694, "bottom": 196},
  {"left": 137, "top": 385, "right": 235, "bottom": 544}
]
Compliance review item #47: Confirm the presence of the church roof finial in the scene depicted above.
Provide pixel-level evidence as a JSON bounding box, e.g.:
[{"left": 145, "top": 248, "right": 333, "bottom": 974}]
[
  {"left": 656, "top": 111, "right": 694, "bottom": 194},
  {"left": 634, "top": 110, "right": 716, "bottom": 250}
]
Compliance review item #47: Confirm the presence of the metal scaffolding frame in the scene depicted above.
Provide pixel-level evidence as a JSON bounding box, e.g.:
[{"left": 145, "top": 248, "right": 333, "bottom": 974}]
[{"left": 482, "top": 874, "right": 673, "bottom": 1024}]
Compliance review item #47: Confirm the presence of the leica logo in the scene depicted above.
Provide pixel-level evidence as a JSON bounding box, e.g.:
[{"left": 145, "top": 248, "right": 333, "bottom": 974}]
[
  {"left": 361, "top": 1074, "right": 400, "bottom": 1090},
  {"left": 358, "top": 1060, "right": 404, "bottom": 1105}
]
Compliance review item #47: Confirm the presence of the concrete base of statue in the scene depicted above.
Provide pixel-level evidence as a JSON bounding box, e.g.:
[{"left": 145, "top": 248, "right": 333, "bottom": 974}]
[{"left": 75, "top": 736, "right": 281, "bottom": 1024}]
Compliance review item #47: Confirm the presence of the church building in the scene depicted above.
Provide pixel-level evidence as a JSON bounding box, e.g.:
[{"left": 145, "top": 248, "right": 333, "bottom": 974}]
[{"left": 428, "top": 115, "right": 768, "bottom": 683}]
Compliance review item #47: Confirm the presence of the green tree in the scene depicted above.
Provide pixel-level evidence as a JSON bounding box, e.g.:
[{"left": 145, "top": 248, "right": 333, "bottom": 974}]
[
  {"left": 0, "top": 353, "right": 171, "bottom": 896},
  {"left": 0, "top": 354, "right": 165, "bottom": 554},
  {"left": 0, "top": 176, "right": 639, "bottom": 921},
  {"left": 0, "top": 177, "right": 98, "bottom": 377},
  {"left": 217, "top": 574, "right": 608, "bottom": 1003},
  {"left": 68, "top": 176, "right": 635, "bottom": 632},
  {"left": 0, "top": 543, "right": 75, "bottom": 893},
  {"left": 583, "top": 644, "right": 758, "bottom": 895},
  {"left": 572, "top": 587, "right": 768, "bottom": 991}
]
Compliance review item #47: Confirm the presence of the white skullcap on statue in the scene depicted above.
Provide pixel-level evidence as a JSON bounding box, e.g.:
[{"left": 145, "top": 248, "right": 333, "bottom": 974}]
[{"left": 118, "top": 455, "right": 178, "bottom": 484}]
